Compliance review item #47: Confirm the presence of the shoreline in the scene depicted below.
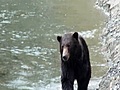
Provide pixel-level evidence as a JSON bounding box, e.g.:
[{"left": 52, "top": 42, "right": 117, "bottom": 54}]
[{"left": 96, "top": 0, "right": 120, "bottom": 90}]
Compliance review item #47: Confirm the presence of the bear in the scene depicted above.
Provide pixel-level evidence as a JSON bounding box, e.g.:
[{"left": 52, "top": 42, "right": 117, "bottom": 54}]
[{"left": 57, "top": 32, "right": 91, "bottom": 90}]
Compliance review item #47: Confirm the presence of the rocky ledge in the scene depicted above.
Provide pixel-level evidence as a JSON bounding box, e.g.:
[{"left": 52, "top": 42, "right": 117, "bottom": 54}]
[{"left": 96, "top": 0, "right": 120, "bottom": 90}]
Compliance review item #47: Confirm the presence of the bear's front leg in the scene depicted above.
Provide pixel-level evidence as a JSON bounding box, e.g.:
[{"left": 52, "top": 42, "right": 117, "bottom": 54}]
[
  {"left": 77, "top": 77, "right": 89, "bottom": 90},
  {"left": 61, "top": 77, "right": 74, "bottom": 90}
]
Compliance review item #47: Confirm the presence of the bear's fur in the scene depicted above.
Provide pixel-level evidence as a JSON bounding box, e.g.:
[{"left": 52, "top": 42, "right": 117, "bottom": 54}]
[{"left": 57, "top": 32, "right": 91, "bottom": 90}]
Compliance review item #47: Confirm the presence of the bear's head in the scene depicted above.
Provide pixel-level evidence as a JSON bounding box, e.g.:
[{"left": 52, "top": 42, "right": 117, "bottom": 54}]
[{"left": 57, "top": 32, "right": 80, "bottom": 61}]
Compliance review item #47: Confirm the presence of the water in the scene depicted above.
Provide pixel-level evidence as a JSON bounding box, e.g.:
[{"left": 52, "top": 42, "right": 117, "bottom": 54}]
[{"left": 0, "top": 0, "right": 108, "bottom": 90}]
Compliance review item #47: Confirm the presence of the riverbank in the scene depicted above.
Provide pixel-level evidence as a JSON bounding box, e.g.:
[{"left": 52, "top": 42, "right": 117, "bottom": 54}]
[{"left": 96, "top": 0, "right": 120, "bottom": 90}]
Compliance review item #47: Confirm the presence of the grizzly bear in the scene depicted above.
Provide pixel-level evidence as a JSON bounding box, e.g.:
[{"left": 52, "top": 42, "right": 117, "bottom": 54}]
[{"left": 57, "top": 32, "right": 91, "bottom": 90}]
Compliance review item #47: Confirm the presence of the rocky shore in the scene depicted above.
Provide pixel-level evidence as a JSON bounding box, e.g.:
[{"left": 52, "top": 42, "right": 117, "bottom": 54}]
[{"left": 96, "top": 0, "right": 120, "bottom": 90}]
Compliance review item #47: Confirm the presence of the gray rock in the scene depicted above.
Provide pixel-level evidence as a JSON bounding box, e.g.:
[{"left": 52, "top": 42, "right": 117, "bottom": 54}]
[{"left": 96, "top": 0, "right": 120, "bottom": 90}]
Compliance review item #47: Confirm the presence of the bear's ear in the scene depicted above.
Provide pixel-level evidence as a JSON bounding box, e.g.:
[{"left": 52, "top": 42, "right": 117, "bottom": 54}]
[
  {"left": 57, "top": 36, "right": 62, "bottom": 42},
  {"left": 73, "top": 32, "right": 78, "bottom": 40}
]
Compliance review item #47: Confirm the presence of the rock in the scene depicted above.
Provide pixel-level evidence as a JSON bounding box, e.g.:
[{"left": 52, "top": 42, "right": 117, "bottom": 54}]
[
  {"left": 0, "top": 66, "right": 9, "bottom": 76},
  {"left": 96, "top": 0, "right": 120, "bottom": 90}
]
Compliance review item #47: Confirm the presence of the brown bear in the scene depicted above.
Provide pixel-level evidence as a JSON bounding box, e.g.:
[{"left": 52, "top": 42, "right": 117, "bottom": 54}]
[{"left": 57, "top": 32, "right": 91, "bottom": 90}]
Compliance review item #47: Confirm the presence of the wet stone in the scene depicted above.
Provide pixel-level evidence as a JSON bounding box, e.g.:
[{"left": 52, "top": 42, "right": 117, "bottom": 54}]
[{"left": 0, "top": 66, "right": 9, "bottom": 77}]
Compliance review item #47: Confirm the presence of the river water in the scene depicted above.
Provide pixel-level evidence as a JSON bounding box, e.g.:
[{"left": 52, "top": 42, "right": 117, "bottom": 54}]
[{"left": 0, "top": 0, "right": 108, "bottom": 90}]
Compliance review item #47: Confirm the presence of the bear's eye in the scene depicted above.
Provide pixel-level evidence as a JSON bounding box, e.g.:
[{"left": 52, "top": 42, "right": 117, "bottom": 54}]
[
  {"left": 67, "top": 44, "right": 70, "bottom": 47},
  {"left": 61, "top": 45, "right": 64, "bottom": 48}
]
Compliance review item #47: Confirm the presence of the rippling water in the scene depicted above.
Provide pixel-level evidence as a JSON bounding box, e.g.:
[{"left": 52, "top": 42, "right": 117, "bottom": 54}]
[{"left": 0, "top": 0, "right": 108, "bottom": 90}]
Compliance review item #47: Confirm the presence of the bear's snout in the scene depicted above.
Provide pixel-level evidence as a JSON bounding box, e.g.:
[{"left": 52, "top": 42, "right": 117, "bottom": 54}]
[
  {"left": 62, "top": 56, "right": 68, "bottom": 61},
  {"left": 62, "top": 47, "right": 70, "bottom": 61}
]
